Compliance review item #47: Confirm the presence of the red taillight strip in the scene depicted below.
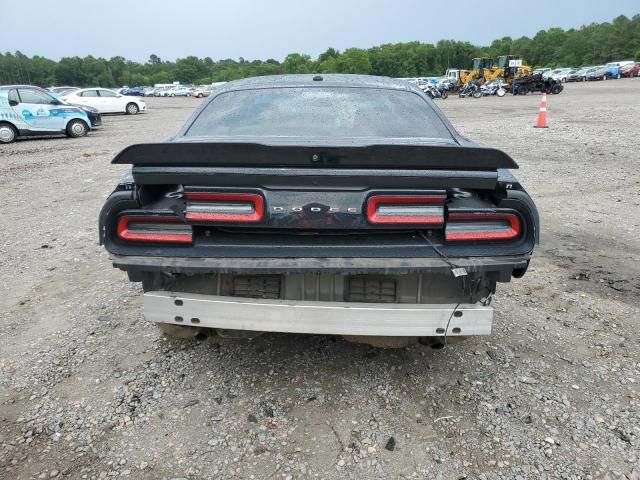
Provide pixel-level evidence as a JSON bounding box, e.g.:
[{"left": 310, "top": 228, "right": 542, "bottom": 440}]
[
  {"left": 367, "top": 195, "right": 446, "bottom": 225},
  {"left": 445, "top": 212, "right": 521, "bottom": 241},
  {"left": 184, "top": 192, "right": 264, "bottom": 223},
  {"left": 116, "top": 215, "right": 193, "bottom": 244}
]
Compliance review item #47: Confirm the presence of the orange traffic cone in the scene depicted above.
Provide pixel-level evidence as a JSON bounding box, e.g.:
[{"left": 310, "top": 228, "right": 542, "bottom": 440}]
[{"left": 534, "top": 93, "right": 548, "bottom": 128}]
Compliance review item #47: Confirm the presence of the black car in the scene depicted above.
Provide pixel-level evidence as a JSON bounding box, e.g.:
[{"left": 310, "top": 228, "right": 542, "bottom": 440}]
[{"left": 99, "top": 74, "right": 539, "bottom": 346}]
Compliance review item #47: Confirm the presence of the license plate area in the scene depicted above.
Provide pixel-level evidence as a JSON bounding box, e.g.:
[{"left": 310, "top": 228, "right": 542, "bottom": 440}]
[
  {"left": 346, "top": 276, "right": 397, "bottom": 303},
  {"left": 232, "top": 275, "right": 282, "bottom": 299}
]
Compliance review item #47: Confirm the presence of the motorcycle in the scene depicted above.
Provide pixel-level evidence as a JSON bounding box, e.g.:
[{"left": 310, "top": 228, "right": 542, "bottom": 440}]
[
  {"left": 481, "top": 80, "right": 507, "bottom": 97},
  {"left": 437, "top": 83, "right": 450, "bottom": 99},
  {"left": 458, "top": 81, "right": 482, "bottom": 98},
  {"left": 421, "top": 83, "right": 448, "bottom": 99}
]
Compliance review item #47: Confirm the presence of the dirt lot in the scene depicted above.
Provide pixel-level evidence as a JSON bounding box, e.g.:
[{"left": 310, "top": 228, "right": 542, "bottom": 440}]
[{"left": 1, "top": 80, "right": 639, "bottom": 480}]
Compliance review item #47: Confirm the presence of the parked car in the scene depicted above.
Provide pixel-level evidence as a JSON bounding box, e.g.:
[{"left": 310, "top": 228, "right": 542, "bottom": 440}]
[
  {"left": 192, "top": 86, "right": 214, "bottom": 98},
  {"left": 49, "top": 86, "right": 80, "bottom": 95},
  {"left": 619, "top": 62, "right": 640, "bottom": 78},
  {"left": 550, "top": 68, "right": 574, "bottom": 83},
  {"left": 154, "top": 87, "right": 173, "bottom": 97},
  {"left": 98, "top": 74, "right": 539, "bottom": 347},
  {"left": 542, "top": 69, "right": 563, "bottom": 79},
  {"left": 566, "top": 67, "right": 591, "bottom": 82},
  {"left": 605, "top": 63, "right": 620, "bottom": 79},
  {"left": 61, "top": 88, "right": 146, "bottom": 114},
  {"left": 49, "top": 87, "right": 81, "bottom": 98},
  {"left": 122, "top": 87, "right": 145, "bottom": 96},
  {"left": 533, "top": 68, "right": 551, "bottom": 76},
  {"left": 165, "top": 86, "right": 193, "bottom": 97},
  {"left": 606, "top": 61, "right": 634, "bottom": 79},
  {"left": 586, "top": 66, "right": 609, "bottom": 81},
  {"left": 0, "top": 85, "right": 95, "bottom": 143},
  {"left": 46, "top": 89, "right": 101, "bottom": 126},
  {"left": 143, "top": 87, "right": 157, "bottom": 97},
  {"left": 56, "top": 101, "right": 102, "bottom": 128}
]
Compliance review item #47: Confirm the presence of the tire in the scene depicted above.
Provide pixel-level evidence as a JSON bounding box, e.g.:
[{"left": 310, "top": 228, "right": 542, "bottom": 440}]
[
  {"left": 126, "top": 102, "right": 139, "bottom": 115},
  {"left": 472, "top": 90, "right": 482, "bottom": 98},
  {"left": 518, "top": 87, "right": 528, "bottom": 96},
  {"left": 603, "top": 75, "right": 607, "bottom": 81},
  {"left": 551, "top": 84, "right": 562, "bottom": 95},
  {"left": 186, "top": 93, "right": 191, "bottom": 97},
  {"left": 65, "top": 119, "right": 88, "bottom": 138},
  {"left": 441, "top": 90, "right": 448, "bottom": 99},
  {"left": 0, "top": 122, "right": 18, "bottom": 144},
  {"left": 496, "top": 88, "right": 506, "bottom": 97},
  {"left": 616, "top": 73, "right": 621, "bottom": 79},
  {"left": 196, "top": 93, "right": 202, "bottom": 98}
]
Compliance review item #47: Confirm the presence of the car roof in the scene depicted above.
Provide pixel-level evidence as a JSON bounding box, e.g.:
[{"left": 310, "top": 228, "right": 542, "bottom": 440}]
[
  {"left": 0, "top": 85, "right": 48, "bottom": 90},
  {"left": 69, "top": 87, "right": 118, "bottom": 93},
  {"left": 213, "top": 74, "right": 420, "bottom": 94}
]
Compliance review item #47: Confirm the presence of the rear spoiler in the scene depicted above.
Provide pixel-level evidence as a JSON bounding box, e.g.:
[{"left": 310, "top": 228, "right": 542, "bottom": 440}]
[{"left": 112, "top": 142, "right": 519, "bottom": 170}]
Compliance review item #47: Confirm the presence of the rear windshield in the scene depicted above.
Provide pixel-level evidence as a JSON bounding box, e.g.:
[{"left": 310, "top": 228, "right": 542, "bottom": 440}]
[{"left": 185, "top": 87, "right": 453, "bottom": 140}]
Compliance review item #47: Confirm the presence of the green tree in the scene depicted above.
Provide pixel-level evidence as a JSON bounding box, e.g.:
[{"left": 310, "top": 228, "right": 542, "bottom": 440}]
[
  {"left": 175, "top": 56, "right": 207, "bottom": 83},
  {"left": 283, "top": 53, "right": 312, "bottom": 73},
  {"left": 150, "top": 71, "right": 171, "bottom": 85},
  {"left": 336, "top": 48, "right": 371, "bottom": 74}
]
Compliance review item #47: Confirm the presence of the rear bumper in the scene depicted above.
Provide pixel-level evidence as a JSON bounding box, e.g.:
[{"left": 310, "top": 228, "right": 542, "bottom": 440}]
[
  {"left": 110, "top": 254, "right": 529, "bottom": 277},
  {"left": 144, "top": 291, "right": 493, "bottom": 336}
]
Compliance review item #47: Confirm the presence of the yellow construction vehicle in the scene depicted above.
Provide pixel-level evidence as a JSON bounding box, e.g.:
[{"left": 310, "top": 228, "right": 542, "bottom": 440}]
[
  {"left": 446, "top": 57, "right": 494, "bottom": 87},
  {"left": 491, "top": 55, "right": 532, "bottom": 84},
  {"left": 445, "top": 56, "right": 532, "bottom": 87},
  {"left": 473, "top": 57, "right": 497, "bottom": 82},
  {"left": 445, "top": 68, "right": 474, "bottom": 87}
]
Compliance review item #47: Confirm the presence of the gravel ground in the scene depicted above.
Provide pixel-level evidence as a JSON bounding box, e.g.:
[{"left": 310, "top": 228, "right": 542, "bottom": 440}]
[{"left": 0, "top": 80, "right": 639, "bottom": 480}]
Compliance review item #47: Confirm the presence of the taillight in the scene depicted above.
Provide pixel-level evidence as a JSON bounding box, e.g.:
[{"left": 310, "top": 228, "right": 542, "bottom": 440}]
[
  {"left": 445, "top": 212, "right": 521, "bottom": 241},
  {"left": 184, "top": 192, "right": 264, "bottom": 223},
  {"left": 366, "top": 195, "right": 446, "bottom": 225},
  {"left": 117, "top": 215, "right": 193, "bottom": 244}
]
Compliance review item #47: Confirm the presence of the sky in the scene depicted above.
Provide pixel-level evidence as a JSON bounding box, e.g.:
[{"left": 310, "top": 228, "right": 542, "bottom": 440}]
[{"left": 1, "top": 0, "right": 638, "bottom": 62}]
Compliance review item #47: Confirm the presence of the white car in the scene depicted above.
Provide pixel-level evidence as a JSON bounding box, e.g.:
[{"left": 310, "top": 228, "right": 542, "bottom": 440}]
[
  {"left": 157, "top": 87, "right": 177, "bottom": 97},
  {"left": 61, "top": 88, "right": 146, "bottom": 115},
  {"left": 192, "top": 85, "right": 213, "bottom": 98},
  {"left": 165, "top": 86, "right": 193, "bottom": 97},
  {"left": 551, "top": 68, "right": 574, "bottom": 83}
]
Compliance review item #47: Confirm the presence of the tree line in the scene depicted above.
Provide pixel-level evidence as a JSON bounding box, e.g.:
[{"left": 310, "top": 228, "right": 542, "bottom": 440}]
[{"left": 1, "top": 14, "right": 638, "bottom": 87}]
